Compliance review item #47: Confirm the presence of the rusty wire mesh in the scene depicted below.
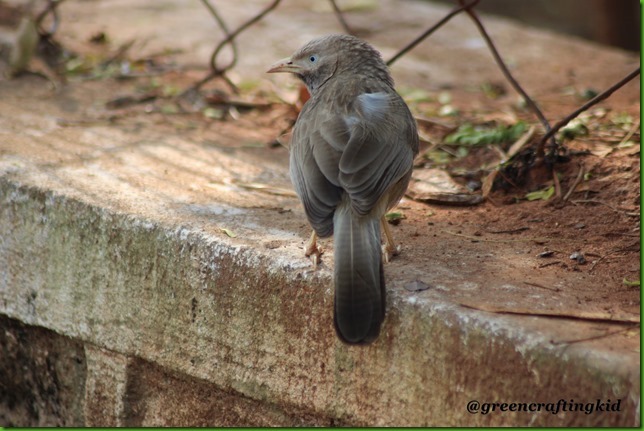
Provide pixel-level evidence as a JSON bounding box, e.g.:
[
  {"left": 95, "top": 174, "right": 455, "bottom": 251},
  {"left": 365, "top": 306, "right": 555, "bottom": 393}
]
[
  {"left": 9, "top": 0, "right": 641, "bottom": 196},
  {"left": 188, "top": 0, "right": 639, "bottom": 189}
]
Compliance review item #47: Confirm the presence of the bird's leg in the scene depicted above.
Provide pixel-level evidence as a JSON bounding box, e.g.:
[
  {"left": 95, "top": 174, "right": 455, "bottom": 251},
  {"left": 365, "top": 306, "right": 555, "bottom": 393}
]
[
  {"left": 381, "top": 217, "right": 401, "bottom": 263},
  {"left": 304, "top": 230, "right": 323, "bottom": 268}
]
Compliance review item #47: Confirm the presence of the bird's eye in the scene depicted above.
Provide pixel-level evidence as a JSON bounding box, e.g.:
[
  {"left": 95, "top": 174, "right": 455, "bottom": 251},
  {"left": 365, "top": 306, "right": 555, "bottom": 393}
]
[{"left": 309, "top": 55, "right": 318, "bottom": 63}]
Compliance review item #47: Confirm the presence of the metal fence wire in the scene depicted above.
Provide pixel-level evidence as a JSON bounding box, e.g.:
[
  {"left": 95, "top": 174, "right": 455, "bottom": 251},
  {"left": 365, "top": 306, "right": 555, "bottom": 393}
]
[{"left": 17, "top": 0, "right": 642, "bottom": 195}]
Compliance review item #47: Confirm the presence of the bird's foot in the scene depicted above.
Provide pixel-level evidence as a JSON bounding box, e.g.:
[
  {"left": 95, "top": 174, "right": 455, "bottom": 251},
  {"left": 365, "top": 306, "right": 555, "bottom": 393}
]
[
  {"left": 305, "top": 231, "right": 323, "bottom": 268},
  {"left": 382, "top": 242, "right": 401, "bottom": 264},
  {"left": 305, "top": 244, "right": 324, "bottom": 268}
]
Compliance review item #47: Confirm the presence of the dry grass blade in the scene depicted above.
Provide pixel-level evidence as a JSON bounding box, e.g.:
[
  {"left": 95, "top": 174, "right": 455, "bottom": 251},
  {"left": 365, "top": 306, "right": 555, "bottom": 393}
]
[
  {"left": 443, "top": 230, "right": 549, "bottom": 243},
  {"left": 619, "top": 118, "right": 640, "bottom": 146},
  {"left": 563, "top": 163, "right": 584, "bottom": 202},
  {"left": 458, "top": 302, "right": 640, "bottom": 324},
  {"left": 551, "top": 326, "right": 639, "bottom": 346},
  {"left": 233, "top": 181, "right": 297, "bottom": 197},
  {"left": 507, "top": 125, "right": 536, "bottom": 159},
  {"left": 480, "top": 168, "right": 498, "bottom": 199}
]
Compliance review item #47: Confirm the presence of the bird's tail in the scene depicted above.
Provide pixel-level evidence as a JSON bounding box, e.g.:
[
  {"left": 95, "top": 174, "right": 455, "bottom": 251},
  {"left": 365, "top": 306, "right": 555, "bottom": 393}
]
[{"left": 333, "top": 202, "right": 385, "bottom": 344}]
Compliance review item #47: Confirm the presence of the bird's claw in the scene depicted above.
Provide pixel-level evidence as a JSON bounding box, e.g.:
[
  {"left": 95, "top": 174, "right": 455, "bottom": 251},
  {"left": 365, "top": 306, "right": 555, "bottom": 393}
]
[
  {"left": 305, "top": 244, "right": 324, "bottom": 268},
  {"left": 305, "top": 231, "right": 323, "bottom": 269},
  {"left": 382, "top": 242, "right": 401, "bottom": 264}
]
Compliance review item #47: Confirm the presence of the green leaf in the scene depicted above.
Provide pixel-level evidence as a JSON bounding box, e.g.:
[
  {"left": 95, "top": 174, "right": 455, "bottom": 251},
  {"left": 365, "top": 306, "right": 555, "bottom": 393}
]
[
  {"left": 559, "top": 119, "right": 588, "bottom": 140},
  {"left": 525, "top": 186, "right": 555, "bottom": 201},
  {"left": 623, "top": 278, "right": 640, "bottom": 287},
  {"left": 203, "top": 107, "right": 224, "bottom": 119},
  {"left": 611, "top": 112, "right": 634, "bottom": 127},
  {"left": 423, "top": 149, "right": 452, "bottom": 164},
  {"left": 385, "top": 211, "right": 406, "bottom": 226},
  {"left": 385, "top": 212, "right": 406, "bottom": 221},
  {"left": 445, "top": 122, "right": 527, "bottom": 147}
]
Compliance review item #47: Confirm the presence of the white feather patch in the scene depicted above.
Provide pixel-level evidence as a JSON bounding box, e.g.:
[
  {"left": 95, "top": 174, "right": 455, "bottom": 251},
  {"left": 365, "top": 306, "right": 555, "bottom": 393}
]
[{"left": 357, "top": 92, "right": 390, "bottom": 121}]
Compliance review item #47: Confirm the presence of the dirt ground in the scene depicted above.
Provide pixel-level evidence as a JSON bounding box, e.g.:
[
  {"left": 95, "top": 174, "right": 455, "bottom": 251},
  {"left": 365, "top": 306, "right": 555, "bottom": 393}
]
[
  {"left": 0, "top": 0, "right": 639, "bottom": 334},
  {"left": 76, "top": 64, "right": 639, "bottom": 324}
]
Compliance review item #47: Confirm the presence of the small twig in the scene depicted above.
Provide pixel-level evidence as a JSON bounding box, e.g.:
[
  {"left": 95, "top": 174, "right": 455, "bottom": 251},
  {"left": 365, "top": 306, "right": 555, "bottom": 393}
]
[
  {"left": 201, "top": 0, "right": 238, "bottom": 72},
  {"left": 495, "top": 168, "right": 520, "bottom": 190},
  {"left": 616, "top": 241, "right": 641, "bottom": 253},
  {"left": 570, "top": 199, "right": 626, "bottom": 214},
  {"left": 538, "top": 260, "right": 562, "bottom": 268},
  {"left": 587, "top": 244, "right": 639, "bottom": 273},
  {"left": 506, "top": 124, "right": 536, "bottom": 159},
  {"left": 329, "top": 0, "right": 355, "bottom": 35},
  {"left": 562, "top": 163, "right": 584, "bottom": 202},
  {"left": 189, "top": 0, "right": 281, "bottom": 93},
  {"left": 552, "top": 169, "right": 562, "bottom": 200},
  {"left": 209, "top": 0, "right": 281, "bottom": 74},
  {"left": 35, "top": 0, "right": 65, "bottom": 36},
  {"left": 460, "top": 303, "right": 639, "bottom": 324},
  {"left": 232, "top": 181, "right": 298, "bottom": 197},
  {"left": 437, "top": 145, "right": 461, "bottom": 157},
  {"left": 483, "top": 226, "right": 530, "bottom": 234},
  {"left": 588, "top": 256, "right": 608, "bottom": 272},
  {"left": 523, "top": 281, "right": 560, "bottom": 292},
  {"left": 550, "top": 325, "right": 638, "bottom": 346},
  {"left": 387, "top": 0, "right": 480, "bottom": 66},
  {"left": 537, "top": 67, "right": 641, "bottom": 154},
  {"left": 101, "top": 39, "right": 136, "bottom": 67},
  {"left": 459, "top": 0, "right": 556, "bottom": 156},
  {"left": 443, "top": 230, "right": 549, "bottom": 243}
]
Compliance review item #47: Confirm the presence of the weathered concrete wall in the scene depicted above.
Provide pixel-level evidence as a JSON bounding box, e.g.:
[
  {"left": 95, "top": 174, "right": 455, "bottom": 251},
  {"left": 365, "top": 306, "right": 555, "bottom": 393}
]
[
  {"left": 0, "top": 316, "right": 86, "bottom": 427},
  {"left": 0, "top": 180, "right": 639, "bottom": 426}
]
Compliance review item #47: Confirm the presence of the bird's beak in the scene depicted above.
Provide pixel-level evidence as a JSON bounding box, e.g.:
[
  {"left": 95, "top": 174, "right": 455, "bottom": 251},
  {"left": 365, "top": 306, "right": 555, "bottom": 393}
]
[{"left": 267, "top": 57, "right": 300, "bottom": 74}]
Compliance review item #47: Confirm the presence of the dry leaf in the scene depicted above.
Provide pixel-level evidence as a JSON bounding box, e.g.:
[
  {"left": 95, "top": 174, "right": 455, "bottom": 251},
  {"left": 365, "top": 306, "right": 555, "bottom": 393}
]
[
  {"left": 407, "top": 168, "right": 483, "bottom": 205},
  {"left": 589, "top": 143, "right": 614, "bottom": 158},
  {"left": 481, "top": 169, "right": 498, "bottom": 199},
  {"left": 220, "top": 228, "right": 237, "bottom": 238},
  {"left": 233, "top": 181, "right": 297, "bottom": 197}
]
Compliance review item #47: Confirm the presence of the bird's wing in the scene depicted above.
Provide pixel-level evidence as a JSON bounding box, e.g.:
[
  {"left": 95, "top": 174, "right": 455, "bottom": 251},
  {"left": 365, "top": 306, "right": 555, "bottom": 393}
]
[
  {"left": 337, "top": 91, "right": 417, "bottom": 215},
  {"left": 290, "top": 104, "right": 344, "bottom": 237},
  {"left": 290, "top": 90, "right": 417, "bottom": 233}
]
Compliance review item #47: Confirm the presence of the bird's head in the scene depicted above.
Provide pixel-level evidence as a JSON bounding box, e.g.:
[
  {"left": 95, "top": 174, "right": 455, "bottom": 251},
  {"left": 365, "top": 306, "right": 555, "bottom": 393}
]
[{"left": 267, "top": 34, "right": 392, "bottom": 95}]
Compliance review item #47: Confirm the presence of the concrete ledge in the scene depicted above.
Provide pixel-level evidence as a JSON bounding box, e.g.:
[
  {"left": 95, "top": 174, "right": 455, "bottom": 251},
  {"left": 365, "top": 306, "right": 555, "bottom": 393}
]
[
  {"left": 0, "top": 0, "right": 639, "bottom": 425},
  {"left": 0, "top": 179, "right": 639, "bottom": 426}
]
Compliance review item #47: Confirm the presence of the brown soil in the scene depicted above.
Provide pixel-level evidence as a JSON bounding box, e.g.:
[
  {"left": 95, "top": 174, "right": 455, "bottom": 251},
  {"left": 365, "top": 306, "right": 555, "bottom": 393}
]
[
  {"left": 1, "top": 0, "right": 639, "bottom": 333},
  {"left": 86, "top": 67, "right": 640, "bottom": 326}
]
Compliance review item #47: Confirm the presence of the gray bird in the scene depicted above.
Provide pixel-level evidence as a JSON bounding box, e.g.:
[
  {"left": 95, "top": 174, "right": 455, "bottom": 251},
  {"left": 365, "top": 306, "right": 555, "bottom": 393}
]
[{"left": 268, "top": 34, "right": 418, "bottom": 344}]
